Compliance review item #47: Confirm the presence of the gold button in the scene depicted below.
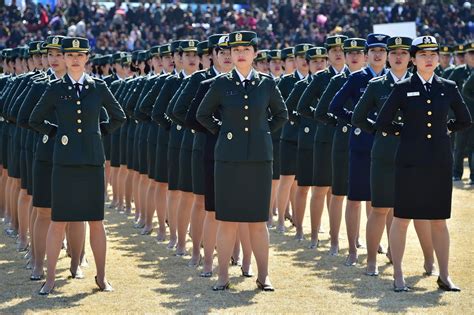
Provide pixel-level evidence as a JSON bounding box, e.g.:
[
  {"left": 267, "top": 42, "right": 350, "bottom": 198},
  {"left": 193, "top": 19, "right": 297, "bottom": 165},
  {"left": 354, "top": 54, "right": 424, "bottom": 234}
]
[
  {"left": 61, "top": 135, "right": 68, "bottom": 145},
  {"left": 177, "top": 125, "right": 182, "bottom": 131},
  {"left": 245, "top": 127, "right": 249, "bottom": 132},
  {"left": 427, "top": 123, "right": 432, "bottom": 127},
  {"left": 236, "top": 82, "right": 240, "bottom": 85},
  {"left": 42, "top": 135, "right": 48, "bottom": 143},
  {"left": 227, "top": 132, "right": 233, "bottom": 140},
  {"left": 244, "top": 105, "right": 248, "bottom": 110},
  {"left": 354, "top": 128, "right": 361, "bottom": 135},
  {"left": 304, "top": 127, "right": 310, "bottom": 133},
  {"left": 428, "top": 111, "right": 432, "bottom": 116},
  {"left": 427, "top": 100, "right": 431, "bottom": 104},
  {"left": 77, "top": 110, "right": 81, "bottom": 114},
  {"left": 191, "top": 129, "right": 195, "bottom": 134},
  {"left": 395, "top": 132, "right": 400, "bottom": 136},
  {"left": 77, "top": 129, "right": 82, "bottom": 133},
  {"left": 342, "top": 126, "right": 348, "bottom": 133},
  {"left": 382, "top": 132, "right": 387, "bottom": 137},
  {"left": 427, "top": 134, "right": 432, "bottom": 139},
  {"left": 76, "top": 101, "right": 81, "bottom": 105},
  {"left": 290, "top": 121, "right": 294, "bottom": 125},
  {"left": 244, "top": 116, "right": 248, "bottom": 120},
  {"left": 77, "top": 119, "right": 82, "bottom": 124},
  {"left": 244, "top": 95, "right": 248, "bottom": 99},
  {"left": 398, "top": 116, "right": 402, "bottom": 121}
]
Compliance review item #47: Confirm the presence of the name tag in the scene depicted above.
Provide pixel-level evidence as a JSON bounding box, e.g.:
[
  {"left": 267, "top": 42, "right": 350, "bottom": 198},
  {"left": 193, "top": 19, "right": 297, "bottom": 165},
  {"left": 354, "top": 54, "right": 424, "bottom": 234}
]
[
  {"left": 225, "top": 91, "right": 238, "bottom": 96},
  {"left": 407, "top": 92, "right": 420, "bottom": 97}
]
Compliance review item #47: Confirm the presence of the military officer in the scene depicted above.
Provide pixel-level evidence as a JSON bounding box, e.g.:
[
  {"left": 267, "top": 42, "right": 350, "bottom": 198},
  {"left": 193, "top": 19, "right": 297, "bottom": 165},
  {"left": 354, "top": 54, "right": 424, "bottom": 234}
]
[
  {"left": 139, "top": 44, "right": 175, "bottom": 241},
  {"left": 29, "top": 36, "right": 126, "bottom": 295},
  {"left": 254, "top": 50, "right": 270, "bottom": 74},
  {"left": 329, "top": 33, "right": 389, "bottom": 266},
  {"left": 353, "top": 36, "right": 436, "bottom": 277},
  {"left": 151, "top": 40, "right": 185, "bottom": 249},
  {"left": 275, "top": 43, "right": 313, "bottom": 233},
  {"left": 453, "top": 44, "right": 465, "bottom": 66},
  {"left": 282, "top": 47, "right": 296, "bottom": 75},
  {"left": 197, "top": 30, "right": 288, "bottom": 292},
  {"left": 171, "top": 34, "right": 222, "bottom": 264},
  {"left": 296, "top": 35, "right": 347, "bottom": 247},
  {"left": 313, "top": 38, "right": 366, "bottom": 255},
  {"left": 448, "top": 42, "right": 474, "bottom": 183},
  {"left": 375, "top": 35, "right": 471, "bottom": 292},
  {"left": 197, "top": 40, "right": 212, "bottom": 69},
  {"left": 435, "top": 45, "right": 455, "bottom": 78},
  {"left": 268, "top": 50, "right": 283, "bottom": 80}
]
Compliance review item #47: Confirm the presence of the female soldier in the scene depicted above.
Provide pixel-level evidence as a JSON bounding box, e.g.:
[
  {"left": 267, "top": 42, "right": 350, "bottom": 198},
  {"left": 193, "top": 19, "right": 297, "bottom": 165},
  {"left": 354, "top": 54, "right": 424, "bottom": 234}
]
[
  {"left": 197, "top": 31, "right": 288, "bottom": 291},
  {"left": 254, "top": 50, "right": 270, "bottom": 74},
  {"left": 285, "top": 46, "right": 328, "bottom": 242},
  {"left": 329, "top": 34, "right": 389, "bottom": 266},
  {"left": 276, "top": 43, "right": 313, "bottom": 233},
  {"left": 376, "top": 36, "right": 471, "bottom": 292},
  {"left": 29, "top": 37, "right": 126, "bottom": 295},
  {"left": 296, "top": 36, "right": 347, "bottom": 246},
  {"left": 353, "top": 37, "right": 436, "bottom": 276},
  {"left": 314, "top": 38, "right": 366, "bottom": 255}
]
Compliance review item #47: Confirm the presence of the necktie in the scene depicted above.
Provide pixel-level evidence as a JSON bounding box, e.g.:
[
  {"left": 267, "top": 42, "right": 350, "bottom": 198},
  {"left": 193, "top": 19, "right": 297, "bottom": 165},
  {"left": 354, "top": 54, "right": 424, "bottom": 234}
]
[
  {"left": 74, "top": 83, "right": 82, "bottom": 97},
  {"left": 243, "top": 79, "right": 250, "bottom": 90},
  {"left": 424, "top": 82, "right": 431, "bottom": 93}
]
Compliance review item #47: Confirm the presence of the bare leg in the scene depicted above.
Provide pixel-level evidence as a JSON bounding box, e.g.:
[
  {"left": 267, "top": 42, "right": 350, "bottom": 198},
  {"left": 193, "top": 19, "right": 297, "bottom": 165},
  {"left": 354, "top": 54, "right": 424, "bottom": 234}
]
[
  {"left": 276, "top": 175, "right": 295, "bottom": 231},
  {"left": 189, "top": 194, "right": 205, "bottom": 265},
  {"left": 176, "top": 191, "right": 194, "bottom": 254},
  {"left": 42, "top": 221, "right": 68, "bottom": 292},
  {"left": 32, "top": 207, "right": 51, "bottom": 277},
  {"left": 0, "top": 167, "right": 5, "bottom": 218},
  {"left": 239, "top": 223, "right": 253, "bottom": 274},
  {"left": 294, "top": 185, "right": 310, "bottom": 240},
  {"left": 143, "top": 180, "right": 156, "bottom": 233},
  {"left": 248, "top": 222, "right": 272, "bottom": 286},
  {"left": 268, "top": 180, "right": 279, "bottom": 227},
  {"left": 413, "top": 219, "right": 436, "bottom": 273},
  {"left": 345, "top": 200, "right": 361, "bottom": 265},
  {"left": 132, "top": 172, "right": 141, "bottom": 221},
  {"left": 215, "top": 221, "right": 238, "bottom": 286},
  {"left": 17, "top": 189, "right": 30, "bottom": 248},
  {"left": 389, "top": 217, "right": 410, "bottom": 287},
  {"left": 66, "top": 222, "right": 86, "bottom": 275},
  {"left": 431, "top": 220, "right": 457, "bottom": 287},
  {"left": 124, "top": 168, "right": 133, "bottom": 214},
  {"left": 166, "top": 190, "right": 181, "bottom": 248},
  {"left": 88, "top": 220, "right": 110, "bottom": 287},
  {"left": 155, "top": 182, "right": 167, "bottom": 241},
  {"left": 202, "top": 211, "right": 218, "bottom": 274},
  {"left": 366, "top": 207, "right": 390, "bottom": 273},
  {"left": 310, "top": 186, "right": 330, "bottom": 246},
  {"left": 11, "top": 179, "right": 21, "bottom": 232},
  {"left": 328, "top": 194, "right": 344, "bottom": 255}
]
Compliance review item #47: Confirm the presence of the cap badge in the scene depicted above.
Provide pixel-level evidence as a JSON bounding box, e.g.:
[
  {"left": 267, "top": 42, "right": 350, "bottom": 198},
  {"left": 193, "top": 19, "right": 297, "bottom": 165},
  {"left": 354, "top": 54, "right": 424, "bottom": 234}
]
[
  {"left": 395, "top": 37, "right": 402, "bottom": 45},
  {"left": 351, "top": 40, "right": 357, "bottom": 47},
  {"left": 72, "top": 39, "right": 80, "bottom": 48},
  {"left": 236, "top": 33, "right": 243, "bottom": 42},
  {"left": 335, "top": 37, "right": 342, "bottom": 45},
  {"left": 52, "top": 37, "right": 59, "bottom": 45}
]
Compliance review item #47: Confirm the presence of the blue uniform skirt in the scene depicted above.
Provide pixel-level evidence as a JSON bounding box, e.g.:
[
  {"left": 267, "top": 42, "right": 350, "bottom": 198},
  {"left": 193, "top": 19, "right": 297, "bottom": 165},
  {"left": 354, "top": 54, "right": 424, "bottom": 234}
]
[
  {"left": 178, "top": 148, "right": 193, "bottom": 192},
  {"left": 51, "top": 165, "right": 105, "bottom": 221},
  {"left": 215, "top": 161, "right": 272, "bottom": 222},
  {"left": 347, "top": 150, "right": 371, "bottom": 201}
]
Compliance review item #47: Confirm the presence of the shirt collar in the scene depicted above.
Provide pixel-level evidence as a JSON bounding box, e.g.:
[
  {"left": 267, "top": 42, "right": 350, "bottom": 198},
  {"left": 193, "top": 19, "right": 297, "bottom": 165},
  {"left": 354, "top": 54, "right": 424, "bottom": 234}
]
[
  {"left": 331, "top": 65, "right": 347, "bottom": 75},
  {"left": 235, "top": 68, "right": 253, "bottom": 82},
  {"left": 181, "top": 69, "right": 192, "bottom": 78},
  {"left": 212, "top": 66, "right": 220, "bottom": 75},
  {"left": 389, "top": 70, "right": 408, "bottom": 83},
  {"left": 68, "top": 73, "right": 86, "bottom": 85},
  {"left": 416, "top": 72, "right": 434, "bottom": 85},
  {"left": 367, "top": 65, "right": 385, "bottom": 77},
  {"left": 296, "top": 69, "right": 307, "bottom": 80}
]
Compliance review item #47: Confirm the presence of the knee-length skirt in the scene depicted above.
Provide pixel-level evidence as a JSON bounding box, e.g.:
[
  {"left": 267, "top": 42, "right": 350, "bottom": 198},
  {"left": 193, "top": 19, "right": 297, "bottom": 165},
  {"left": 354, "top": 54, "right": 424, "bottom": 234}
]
[
  {"left": 32, "top": 159, "right": 52, "bottom": 208},
  {"left": 347, "top": 150, "right": 371, "bottom": 201},
  {"left": 296, "top": 147, "right": 313, "bottom": 186},
  {"left": 51, "top": 165, "right": 105, "bottom": 221},
  {"left": 215, "top": 161, "right": 272, "bottom": 222},
  {"left": 178, "top": 148, "right": 193, "bottom": 192},
  {"left": 371, "top": 159, "right": 395, "bottom": 208},
  {"left": 280, "top": 140, "right": 297, "bottom": 176},
  {"left": 394, "top": 165, "right": 452, "bottom": 220},
  {"left": 192, "top": 149, "right": 205, "bottom": 195},
  {"left": 167, "top": 147, "right": 180, "bottom": 190},
  {"left": 313, "top": 141, "right": 332, "bottom": 187}
]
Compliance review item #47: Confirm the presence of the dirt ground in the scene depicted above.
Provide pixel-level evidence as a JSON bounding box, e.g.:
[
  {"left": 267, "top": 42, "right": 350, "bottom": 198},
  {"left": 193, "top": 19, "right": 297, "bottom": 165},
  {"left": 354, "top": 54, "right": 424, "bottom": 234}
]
[{"left": 0, "top": 173, "right": 472, "bottom": 314}]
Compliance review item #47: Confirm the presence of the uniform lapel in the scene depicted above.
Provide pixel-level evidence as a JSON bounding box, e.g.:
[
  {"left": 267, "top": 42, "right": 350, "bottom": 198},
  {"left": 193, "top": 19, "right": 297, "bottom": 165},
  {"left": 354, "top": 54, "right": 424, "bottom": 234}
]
[
  {"left": 412, "top": 72, "right": 431, "bottom": 99},
  {"left": 245, "top": 69, "right": 260, "bottom": 94},
  {"left": 61, "top": 75, "right": 77, "bottom": 100},
  {"left": 229, "top": 69, "right": 245, "bottom": 93}
]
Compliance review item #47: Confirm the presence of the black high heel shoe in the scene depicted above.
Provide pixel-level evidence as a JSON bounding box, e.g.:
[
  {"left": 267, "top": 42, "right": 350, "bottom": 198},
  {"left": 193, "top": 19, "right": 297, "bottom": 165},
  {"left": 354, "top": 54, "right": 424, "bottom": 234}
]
[
  {"left": 256, "top": 279, "right": 274, "bottom": 292},
  {"left": 30, "top": 273, "right": 45, "bottom": 281},
  {"left": 437, "top": 277, "right": 461, "bottom": 292},
  {"left": 95, "top": 276, "right": 113, "bottom": 292},
  {"left": 393, "top": 281, "right": 411, "bottom": 292},
  {"left": 212, "top": 281, "right": 230, "bottom": 291}
]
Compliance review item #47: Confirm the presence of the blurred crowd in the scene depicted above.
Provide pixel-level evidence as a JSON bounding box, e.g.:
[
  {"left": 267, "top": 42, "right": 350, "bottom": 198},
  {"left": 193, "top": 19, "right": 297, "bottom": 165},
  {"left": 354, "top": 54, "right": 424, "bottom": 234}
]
[{"left": 1, "top": 0, "right": 473, "bottom": 53}]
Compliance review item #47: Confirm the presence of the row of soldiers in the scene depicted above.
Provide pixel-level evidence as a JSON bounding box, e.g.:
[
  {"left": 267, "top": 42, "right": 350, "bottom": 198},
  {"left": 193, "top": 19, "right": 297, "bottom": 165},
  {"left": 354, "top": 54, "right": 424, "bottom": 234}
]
[{"left": 0, "top": 32, "right": 473, "bottom": 290}]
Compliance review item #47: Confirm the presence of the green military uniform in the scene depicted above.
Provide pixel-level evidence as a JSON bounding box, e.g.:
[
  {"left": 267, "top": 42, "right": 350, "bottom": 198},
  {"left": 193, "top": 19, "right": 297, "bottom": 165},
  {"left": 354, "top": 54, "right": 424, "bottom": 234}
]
[
  {"left": 448, "top": 44, "right": 473, "bottom": 181},
  {"left": 277, "top": 43, "right": 313, "bottom": 176},
  {"left": 352, "top": 36, "right": 412, "bottom": 207},
  {"left": 29, "top": 37, "right": 126, "bottom": 221},
  {"left": 196, "top": 31, "right": 288, "bottom": 222},
  {"left": 435, "top": 45, "right": 455, "bottom": 78}
]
